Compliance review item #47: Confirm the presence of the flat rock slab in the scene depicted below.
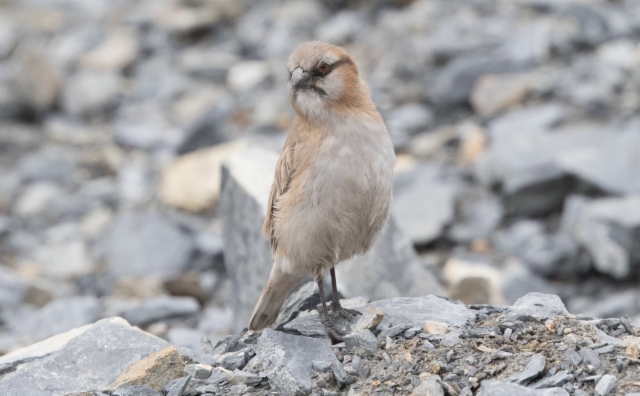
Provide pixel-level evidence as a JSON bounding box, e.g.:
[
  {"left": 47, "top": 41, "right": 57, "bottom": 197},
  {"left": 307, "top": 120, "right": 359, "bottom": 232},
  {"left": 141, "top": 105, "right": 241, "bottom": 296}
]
[
  {"left": 478, "top": 380, "right": 569, "bottom": 396},
  {"left": 366, "top": 295, "right": 476, "bottom": 329},
  {"left": 0, "top": 317, "right": 168, "bottom": 396},
  {"left": 254, "top": 329, "right": 344, "bottom": 395},
  {"left": 507, "top": 354, "right": 546, "bottom": 384}
]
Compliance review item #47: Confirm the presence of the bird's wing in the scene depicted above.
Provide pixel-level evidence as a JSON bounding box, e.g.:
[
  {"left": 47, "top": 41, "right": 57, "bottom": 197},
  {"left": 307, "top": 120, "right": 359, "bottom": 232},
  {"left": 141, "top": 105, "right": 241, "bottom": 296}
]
[{"left": 263, "top": 134, "right": 296, "bottom": 254}]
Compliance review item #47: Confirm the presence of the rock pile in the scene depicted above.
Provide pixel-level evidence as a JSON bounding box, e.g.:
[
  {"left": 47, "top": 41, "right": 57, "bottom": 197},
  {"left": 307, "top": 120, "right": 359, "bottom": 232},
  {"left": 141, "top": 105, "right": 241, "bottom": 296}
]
[{"left": 0, "top": 293, "right": 639, "bottom": 396}]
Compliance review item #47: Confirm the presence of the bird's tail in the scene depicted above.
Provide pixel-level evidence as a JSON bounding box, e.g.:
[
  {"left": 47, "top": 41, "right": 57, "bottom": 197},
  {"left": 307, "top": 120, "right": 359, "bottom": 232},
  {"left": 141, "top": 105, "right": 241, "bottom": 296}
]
[{"left": 248, "top": 261, "right": 303, "bottom": 331}]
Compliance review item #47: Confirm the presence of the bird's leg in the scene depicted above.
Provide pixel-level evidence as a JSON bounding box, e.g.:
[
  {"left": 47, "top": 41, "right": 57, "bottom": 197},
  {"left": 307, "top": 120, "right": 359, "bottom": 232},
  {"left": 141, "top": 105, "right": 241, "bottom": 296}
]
[
  {"left": 328, "top": 267, "right": 361, "bottom": 318},
  {"left": 316, "top": 274, "right": 344, "bottom": 341}
]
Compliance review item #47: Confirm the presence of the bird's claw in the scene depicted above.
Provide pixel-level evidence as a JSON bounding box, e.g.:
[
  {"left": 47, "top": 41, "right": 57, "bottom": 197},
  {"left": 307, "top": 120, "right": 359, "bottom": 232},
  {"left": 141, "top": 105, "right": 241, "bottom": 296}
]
[
  {"left": 324, "top": 320, "right": 346, "bottom": 341},
  {"left": 329, "top": 302, "right": 361, "bottom": 319}
]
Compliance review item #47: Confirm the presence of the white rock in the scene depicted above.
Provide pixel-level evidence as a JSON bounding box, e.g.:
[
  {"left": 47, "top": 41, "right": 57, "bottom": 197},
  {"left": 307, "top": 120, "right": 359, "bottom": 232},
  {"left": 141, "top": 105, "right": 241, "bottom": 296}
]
[
  {"left": 227, "top": 61, "right": 270, "bottom": 92},
  {"left": 14, "top": 182, "right": 65, "bottom": 217}
]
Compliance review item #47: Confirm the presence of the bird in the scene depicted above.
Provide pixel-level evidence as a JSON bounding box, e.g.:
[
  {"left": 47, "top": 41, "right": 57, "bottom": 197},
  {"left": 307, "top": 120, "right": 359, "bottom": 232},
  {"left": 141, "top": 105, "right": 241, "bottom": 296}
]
[{"left": 247, "top": 41, "right": 396, "bottom": 339}]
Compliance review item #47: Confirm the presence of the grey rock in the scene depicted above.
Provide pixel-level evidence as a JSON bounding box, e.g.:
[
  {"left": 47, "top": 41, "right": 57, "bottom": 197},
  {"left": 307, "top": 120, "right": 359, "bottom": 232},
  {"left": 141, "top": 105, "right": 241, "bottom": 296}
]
[
  {"left": 343, "top": 329, "right": 379, "bottom": 354},
  {"left": 561, "top": 195, "right": 640, "bottom": 278},
  {"left": 120, "top": 296, "right": 199, "bottom": 326},
  {"left": 385, "top": 103, "right": 433, "bottom": 149},
  {"left": 530, "top": 371, "right": 573, "bottom": 389},
  {"left": 430, "top": 52, "right": 529, "bottom": 106},
  {"left": 507, "top": 354, "right": 546, "bottom": 384},
  {"left": 563, "top": 349, "right": 583, "bottom": 367},
  {"left": 0, "top": 317, "right": 168, "bottom": 396},
  {"left": 18, "top": 149, "right": 75, "bottom": 184},
  {"left": 220, "top": 147, "right": 443, "bottom": 331},
  {"left": 0, "top": 22, "right": 16, "bottom": 59},
  {"left": 167, "top": 375, "right": 192, "bottom": 396},
  {"left": 412, "top": 374, "right": 444, "bottom": 396},
  {"left": 10, "top": 45, "right": 63, "bottom": 113},
  {"left": 507, "top": 293, "right": 568, "bottom": 321},
  {"left": 275, "top": 282, "right": 320, "bottom": 328},
  {"left": 392, "top": 164, "right": 462, "bottom": 245},
  {"left": 449, "top": 192, "right": 503, "bottom": 242},
  {"left": 283, "top": 311, "right": 327, "bottom": 338},
  {"left": 62, "top": 71, "right": 121, "bottom": 117},
  {"left": 493, "top": 221, "right": 578, "bottom": 277},
  {"left": 594, "top": 328, "right": 627, "bottom": 347},
  {"left": 367, "top": 295, "right": 475, "bottom": 329},
  {"left": 219, "top": 350, "right": 248, "bottom": 371},
  {"left": 253, "top": 329, "right": 344, "bottom": 395},
  {"left": 594, "top": 374, "right": 617, "bottom": 396},
  {"left": 184, "top": 364, "right": 212, "bottom": 380},
  {"left": 500, "top": 263, "right": 559, "bottom": 305},
  {"left": 8, "top": 296, "right": 101, "bottom": 342},
  {"left": 477, "top": 380, "right": 569, "bottom": 396},
  {"left": 0, "top": 266, "right": 28, "bottom": 309},
  {"left": 593, "top": 344, "right": 615, "bottom": 354},
  {"left": 102, "top": 212, "right": 195, "bottom": 277},
  {"left": 579, "top": 347, "right": 602, "bottom": 369},
  {"left": 557, "top": 127, "right": 640, "bottom": 195},
  {"left": 112, "top": 385, "right": 163, "bottom": 396},
  {"left": 570, "top": 289, "right": 640, "bottom": 319}
]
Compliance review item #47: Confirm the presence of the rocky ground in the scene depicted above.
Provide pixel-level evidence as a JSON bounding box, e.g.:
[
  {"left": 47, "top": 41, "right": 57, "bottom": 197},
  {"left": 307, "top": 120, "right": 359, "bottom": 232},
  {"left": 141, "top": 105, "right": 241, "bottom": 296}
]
[
  {"left": 1, "top": 0, "right": 640, "bottom": 394},
  {"left": 1, "top": 292, "right": 640, "bottom": 395}
]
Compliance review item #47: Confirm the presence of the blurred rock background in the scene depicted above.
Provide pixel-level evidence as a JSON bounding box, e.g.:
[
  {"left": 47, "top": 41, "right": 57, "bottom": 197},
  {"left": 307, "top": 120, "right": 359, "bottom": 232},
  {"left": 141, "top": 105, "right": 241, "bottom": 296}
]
[{"left": 0, "top": 0, "right": 639, "bottom": 354}]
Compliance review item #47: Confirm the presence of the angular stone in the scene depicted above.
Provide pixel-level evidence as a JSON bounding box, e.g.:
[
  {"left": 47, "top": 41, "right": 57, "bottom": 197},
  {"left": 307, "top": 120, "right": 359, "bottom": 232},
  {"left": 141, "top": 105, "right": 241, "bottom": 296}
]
[
  {"left": 410, "top": 374, "right": 443, "bottom": 396},
  {"left": 470, "top": 73, "right": 534, "bottom": 117},
  {"left": 102, "top": 212, "right": 195, "bottom": 277},
  {"left": 354, "top": 306, "right": 384, "bottom": 331},
  {"left": 385, "top": 103, "right": 433, "bottom": 149},
  {"left": 594, "top": 374, "right": 617, "bottom": 396},
  {"left": 507, "top": 293, "right": 568, "bottom": 321},
  {"left": 275, "top": 282, "right": 321, "bottom": 328},
  {"left": 392, "top": 164, "right": 462, "bottom": 245},
  {"left": 110, "top": 346, "right": 184, "bottom": 391},
  {"left": 166, "top": 376, "right": 191, "bottom": 396},
  {"left": 477, "top": 380, "right": 569, "bottom": 396},
  {"left": 10, "top": 44, "right": 63, "bottom": 112},
  {"left": 561, "top": 195, "right": 640, "bottom": 278},
  {"left": 507, "top": 354, "right": 546, "bottom": 384},
  {"left": 253, "top": 329, "right": 343, "bottom": 395},
  {"left": 579, "top": 348, "right": 602, "bottom": 369},
  {"left": 343, "top": 329, "right": 379, "bottom": 354},
  {"left": 184, "top": 364, "right": 212, "bottom": 380},
  {"left": 120, "top": 296, "right": 199, "bottom": 326},
  {"left": 563, "top": 349, "right": 583, "bottom": 367},
  {"left": 0, "top": 318, "right": 169, "bottom": 396},
  {"left": 62, "top": 71, "right": 121, "bottom": 117},
  {"left": 220, "top": 147, "right": 443, "bottom": 331},
  {"left": 530, "top": 371, "right": 573, "bottom": 389},
  {"left": 366, "top": 295, "right": 475, "bottom": 330},
  {"left": 423, "top": 321, "right": 448, "bottom": 335}
]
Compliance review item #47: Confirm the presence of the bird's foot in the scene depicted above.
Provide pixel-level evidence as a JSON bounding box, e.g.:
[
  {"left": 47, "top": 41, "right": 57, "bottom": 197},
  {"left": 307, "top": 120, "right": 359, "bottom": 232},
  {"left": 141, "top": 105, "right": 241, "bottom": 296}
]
[
  {"left": 323, "top": 320, "right": 346, "bottom": 341},
  {"left": 329, "top": 301, "right": 361, "bottom": 319}
]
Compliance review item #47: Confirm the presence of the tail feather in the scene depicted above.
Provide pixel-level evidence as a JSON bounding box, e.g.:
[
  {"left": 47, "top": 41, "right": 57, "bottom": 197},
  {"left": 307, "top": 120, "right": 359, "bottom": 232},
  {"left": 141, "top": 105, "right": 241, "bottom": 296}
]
[{"left": 248, "top": 266, "right": 302, "bottom": 331}]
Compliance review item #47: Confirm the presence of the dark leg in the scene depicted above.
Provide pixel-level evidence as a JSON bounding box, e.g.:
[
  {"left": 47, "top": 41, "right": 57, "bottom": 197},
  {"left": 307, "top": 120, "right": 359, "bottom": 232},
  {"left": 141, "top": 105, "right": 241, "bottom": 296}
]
[
  {"left": 328, "top": 267, "right": 361, "bottom": 318},
  {"left": 317, "top": 275, "right": 344, "bottom": 341}
]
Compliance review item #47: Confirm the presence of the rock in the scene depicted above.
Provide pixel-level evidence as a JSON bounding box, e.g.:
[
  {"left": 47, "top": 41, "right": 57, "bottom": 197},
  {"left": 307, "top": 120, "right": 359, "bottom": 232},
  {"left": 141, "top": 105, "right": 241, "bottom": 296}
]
[
  {"left": 411, "top": 374, "right": 443, "bottom": 396},
  {"left": 218, "top": 350, "right": 249, "bottom": 371},
  {"left": 0, "top": 318, "right": 169, "bottom": 396},
  {"left": 392, "top": 164, "right": 462, "bottom": 245},
  {"left": 557, "top": 127, "right": 640, "bottom": 195},
  {"left": 10, "top": 44, "right": 64, "bottom": 113},
  {"left": 283, "top": 310, "right": 331, "bottom": 338},
  {"left": 366, "top": 295, "right": 475, "bottom": 330},
  {"left": 159, "top": 140, "right": 248, "bottom": 212},
  {"left": 448, "top": 191, "right": 503, "bottom": 243},
  {"left": 530, "top": 371, "right": 574, "bottom": 389},
  {"left": 253, "top": 329, "right": 344, "bottom": 395},
  {"left": 13, "top": 181, "right": 65, "bottom": 217},
  {"left": 315, "top": 10, "right": 365, "bottom": 45},
  {"left": 442, "top": 258, "right": 505, "bottom": 305},
  {"left": 561, "top": 195, "right": 640, "bottom": 278},
  {"left": 507, "top": 354, "right": 546, "bottom": 384},
  {"left": 109, "top": 346, "right": 185, "bottom": 391},
  {"left": 220, "top": 146, "right": 443, "bottom": 331},
  {"left": 384, "top": 103, "right": 433, "bottom": 149},
  {"left": 8, "top": 296, "right": 101, "bottom": 343},
  {"left": 507, "top": 293, "right": 568, "bottom": 321},
  {"left": 111, "top": 385, "right": 162, "bottom": 396},
  {"left": 219, "top": 146, "right": 278, "bottom": 331},
  {"left": 423, "top": 321, "right": 448, "bottom": 335},
  {"left": 429, "top": 52, "right": 529, "bottom": 106},
  {"left": 227, "top": 61, "right": 270, "bottom": 92},
  {"left": 62, "top": 71, "right": 121, "bottom": 117},
  {"left": 500, "top": 264, "right": 558, "bottom": 305},
  {"left": 594, "top": 374, "right": 617, "bottom": 396},
  {"left": 579, "top": 347, "right": 602, "bottom": 369},
  {"left": 0, "top": 20, "right": 16, "bottom": 59},
  {"left": 563, "top": 349, "right": 583, "bottom": 367},
  {"left": 343, "top": 329, "right": 379, "bottom": 354},
  {"left": 184, "top": 364, "right": 212, "bottom": 380},
  {"left": 477, "top": 380, "right": 569, "bottom": 396},
  {"left": 120, "top": 296, "right": 200, "bottom": 326},
  {"left": 34, "top": 240, "right": 94, "bottom": 279},
  {"left": 470, "top": 73, "right": 534, "bottom": 117},
  {"left": 354, "top": 306, "right": 384, "bottom": 331},
  {"left": 275, "top": 282, "right": 321, "bottom": 328},
  {"left": 18, "top": 148, "right": 75, "bottom": 184},
  {"left": 166, "top": 376, "right": 191, "bottom": 396},
  {"left": 78, "top": 28, "right": 138, "bottom": 71},
  {"left": 101, "top": 212, "right": 195, "bottom": 277}
]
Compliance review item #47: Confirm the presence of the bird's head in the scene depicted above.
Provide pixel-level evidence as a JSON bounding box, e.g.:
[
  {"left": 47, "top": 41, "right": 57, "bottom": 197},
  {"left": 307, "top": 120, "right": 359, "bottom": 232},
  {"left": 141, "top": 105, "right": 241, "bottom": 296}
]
[{"left": 286, "top": 41, "right": 365, "bottom": 121}]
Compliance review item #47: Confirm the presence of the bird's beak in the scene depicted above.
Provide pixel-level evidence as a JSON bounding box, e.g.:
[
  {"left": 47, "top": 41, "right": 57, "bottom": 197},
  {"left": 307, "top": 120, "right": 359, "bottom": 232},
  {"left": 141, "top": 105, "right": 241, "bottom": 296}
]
[{"left": 291, "top": 67, "right": 310, "bottom": 89}]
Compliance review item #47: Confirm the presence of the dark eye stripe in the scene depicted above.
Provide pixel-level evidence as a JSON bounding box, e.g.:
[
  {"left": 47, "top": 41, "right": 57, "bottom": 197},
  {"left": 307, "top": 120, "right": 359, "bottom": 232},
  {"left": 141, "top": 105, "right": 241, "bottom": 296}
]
[{"left": 313, "top": 58, "right": 354, "bottom": 77}]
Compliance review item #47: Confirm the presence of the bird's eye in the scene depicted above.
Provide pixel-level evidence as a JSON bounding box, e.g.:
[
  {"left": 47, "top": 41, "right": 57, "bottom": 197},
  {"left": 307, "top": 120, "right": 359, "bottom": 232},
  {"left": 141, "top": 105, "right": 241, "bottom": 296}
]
[{"left": 318, "top": 63, "right": 329, "bottom": 73}]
